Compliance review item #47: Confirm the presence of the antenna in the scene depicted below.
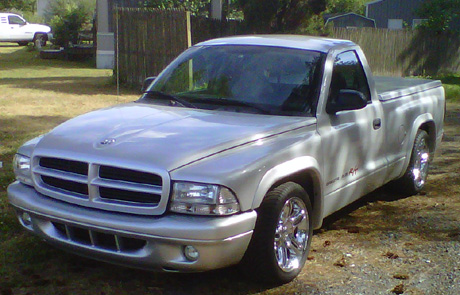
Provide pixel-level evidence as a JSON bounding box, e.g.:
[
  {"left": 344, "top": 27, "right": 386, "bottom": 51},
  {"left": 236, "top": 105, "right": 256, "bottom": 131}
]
[{"left": 116, "top": 2, "right": 120, "bottom": 98}]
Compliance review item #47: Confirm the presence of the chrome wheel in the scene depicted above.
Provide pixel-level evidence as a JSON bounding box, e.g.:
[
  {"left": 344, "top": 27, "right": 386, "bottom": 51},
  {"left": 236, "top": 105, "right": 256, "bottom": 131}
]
[
  {"left": 274, "top": 197, "right": 309, "bottom": 272},
  {"left": 411, "top": 135, "right": 429, "bottom": 189}
]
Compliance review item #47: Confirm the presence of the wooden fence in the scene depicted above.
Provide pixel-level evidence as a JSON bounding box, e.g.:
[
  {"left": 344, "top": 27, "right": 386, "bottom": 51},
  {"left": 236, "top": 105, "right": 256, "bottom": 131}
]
[
  {"left": 115, "top": 8, "right": 460, "bottom": 88},
  {"left": 115, "top": 8, "right": 243, "bottom": 87},
  {"left": 115, "top": 8, "right": 189, "bottom": 87},
  {"left": 191, "top": 17, "right": 243, "bottom": 44},
  {"left": 330, "top": 28, "right": 460, "bottom": 76}
]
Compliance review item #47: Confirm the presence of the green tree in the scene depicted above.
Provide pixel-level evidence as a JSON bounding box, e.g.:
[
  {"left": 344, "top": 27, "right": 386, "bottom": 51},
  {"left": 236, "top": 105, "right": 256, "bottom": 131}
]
[
  {"left": 417, "top": 0, "right": 460, "bottom": 33},
  {"left": 326, "top": 0, "right": 366, "bottom": 15},
  {"left": 143, "top": 0, "right": 211, "bottom": 16},
  {"left": 237, "top": 0, "right": 327, "bottom": 33},
  {"left": 0, "top": 0, "right": 36, "bottom": 12}
]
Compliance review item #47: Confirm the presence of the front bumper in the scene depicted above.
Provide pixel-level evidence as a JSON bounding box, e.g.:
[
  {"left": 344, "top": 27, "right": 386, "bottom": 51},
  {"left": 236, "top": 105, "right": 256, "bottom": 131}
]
[{"left": 7, "top": 182, "right": 256, "bottom": 272}]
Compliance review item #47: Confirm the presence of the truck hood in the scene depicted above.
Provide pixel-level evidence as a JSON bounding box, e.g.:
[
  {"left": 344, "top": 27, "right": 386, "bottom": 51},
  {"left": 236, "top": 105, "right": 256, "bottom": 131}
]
[
  {"left": 33, "top": 103, "right": 313, "bottom": 171},
  {"left": 26, "top": 23, "right": 51, "bottom": 33}
]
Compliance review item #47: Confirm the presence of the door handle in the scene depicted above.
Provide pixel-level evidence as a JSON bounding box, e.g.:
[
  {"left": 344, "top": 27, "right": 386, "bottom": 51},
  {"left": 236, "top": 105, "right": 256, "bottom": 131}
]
[{"left": 373, "top": 118, "right": 382, "bottom": 130}]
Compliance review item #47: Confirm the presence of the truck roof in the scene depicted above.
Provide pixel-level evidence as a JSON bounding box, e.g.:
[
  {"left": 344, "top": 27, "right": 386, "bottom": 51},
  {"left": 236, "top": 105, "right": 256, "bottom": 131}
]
[
  {"left": 196, "top": 35, "right": 356, "bottom": 53},
  {"left": 0, "top": 12, "right": 20, "bottom": 16}
]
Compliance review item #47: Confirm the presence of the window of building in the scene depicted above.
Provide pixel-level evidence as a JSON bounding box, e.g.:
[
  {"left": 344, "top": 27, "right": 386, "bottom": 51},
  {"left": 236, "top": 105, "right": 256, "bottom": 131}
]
[{"left": 388, "top": 19, "right": 403, "bottom": 30}]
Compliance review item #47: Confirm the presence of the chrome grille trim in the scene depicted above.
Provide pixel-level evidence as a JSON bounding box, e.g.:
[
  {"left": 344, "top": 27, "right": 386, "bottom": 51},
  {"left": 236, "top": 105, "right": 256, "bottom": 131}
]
[
  {"left": 91, "top": 178, "right": 162, "bottom": 195},
  {"left": 32, "top": 155, "right": 170, "bottom": 215},
  {"left": 34, "top": 166, "right": 88, "bottom": 184}
]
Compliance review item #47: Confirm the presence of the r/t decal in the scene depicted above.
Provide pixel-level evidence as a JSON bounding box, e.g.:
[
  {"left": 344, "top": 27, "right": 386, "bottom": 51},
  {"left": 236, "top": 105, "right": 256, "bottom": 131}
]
[{"left": 342, "top": 166, "right": 359, "bottom": 179}]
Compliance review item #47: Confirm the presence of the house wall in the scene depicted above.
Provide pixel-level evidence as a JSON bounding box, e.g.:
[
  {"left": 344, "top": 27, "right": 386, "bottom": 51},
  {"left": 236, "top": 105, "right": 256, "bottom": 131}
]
[
  {"left": 96, "top": 0, "right": 114, "bottom": 69},
  {"left": 366, "top": 0, "right": 426, "bottom": 29}
]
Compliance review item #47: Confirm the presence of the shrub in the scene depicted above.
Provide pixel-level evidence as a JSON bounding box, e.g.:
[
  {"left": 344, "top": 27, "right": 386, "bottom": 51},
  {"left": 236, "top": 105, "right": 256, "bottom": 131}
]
[{"left": 45, "top": 0, "right": 94, "bottom": 48}]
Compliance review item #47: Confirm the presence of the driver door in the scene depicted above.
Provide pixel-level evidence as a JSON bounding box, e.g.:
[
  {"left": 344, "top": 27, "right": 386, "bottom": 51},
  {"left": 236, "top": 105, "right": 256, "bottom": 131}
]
[
  {"left": 317, "top": 49, "right": 386, "bottom": 216},
  {"left": 8, "top": 15, "right": 28, "bottom": 41}
]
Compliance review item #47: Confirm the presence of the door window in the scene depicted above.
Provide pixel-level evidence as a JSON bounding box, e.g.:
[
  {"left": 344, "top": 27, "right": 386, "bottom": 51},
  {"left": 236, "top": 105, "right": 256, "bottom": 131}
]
[
  {"left": 329, "top": 50, "right": 371, "bottom": 103},
  {"left": 8, "top": 15, "right": 26, "bottom": 25}
]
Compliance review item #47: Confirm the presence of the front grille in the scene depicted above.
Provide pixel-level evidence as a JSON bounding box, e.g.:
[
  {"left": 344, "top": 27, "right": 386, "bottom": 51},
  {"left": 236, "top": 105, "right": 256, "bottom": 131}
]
[
  {"left": 41, "top": 175, "right": 89, "bottom": 196},
  {"left": 34, "top": 156, "right": 165, "bottom": 214},
  {"left": 99, "top": 166, "right": 162, "bottom": 186},
  {"left": 40, "top": 157, "right": 88, "bottom": 175},
  {"left": 99, "top": 187, "right": 161, "bottom": 204},
  {"left": 52, "top": 221, "right": 147, "bottom": 252}
]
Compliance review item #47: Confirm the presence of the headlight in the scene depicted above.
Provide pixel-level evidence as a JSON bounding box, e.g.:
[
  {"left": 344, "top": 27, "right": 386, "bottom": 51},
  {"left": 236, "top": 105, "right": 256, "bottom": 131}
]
[
  {"left": 170, "top": 182, "right": 240, "bottom": 216},
  {"left": 13, "top": 154, "right": 33, "bottom": 186}
]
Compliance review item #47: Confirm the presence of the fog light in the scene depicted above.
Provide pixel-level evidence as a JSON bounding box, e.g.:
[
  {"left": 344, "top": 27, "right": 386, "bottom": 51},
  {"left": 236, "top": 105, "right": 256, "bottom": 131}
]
[
  {"left": 184, "top": 245, "right": 199, "bottom": 261},
  {"left": 21, "top": 212, "right": 32, "bottom": 226}
]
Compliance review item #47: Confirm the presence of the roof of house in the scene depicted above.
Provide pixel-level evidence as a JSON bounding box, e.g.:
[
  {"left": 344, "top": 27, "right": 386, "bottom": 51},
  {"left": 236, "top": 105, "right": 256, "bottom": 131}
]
[
  {"left": 324, "top": 12, "right": 376, "bottom": 25},
  {"left": 196, "top": 35, "right": 356, "bottom": 53}
]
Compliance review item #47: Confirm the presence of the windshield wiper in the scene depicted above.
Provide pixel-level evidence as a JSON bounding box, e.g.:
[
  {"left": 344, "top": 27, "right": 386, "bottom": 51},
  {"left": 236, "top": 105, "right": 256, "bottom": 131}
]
[
  {"left": 144, "top": 90, "right": 197, "bottom": 109},
  {"left": 198, "top": 98, "right": 271, "bottom": 114}
]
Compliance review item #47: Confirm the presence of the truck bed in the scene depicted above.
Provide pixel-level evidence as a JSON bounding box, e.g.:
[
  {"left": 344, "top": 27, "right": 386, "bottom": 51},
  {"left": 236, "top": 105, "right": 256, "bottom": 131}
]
[{"left": 374, "top": 76, "right": 442, "bottom": 101}]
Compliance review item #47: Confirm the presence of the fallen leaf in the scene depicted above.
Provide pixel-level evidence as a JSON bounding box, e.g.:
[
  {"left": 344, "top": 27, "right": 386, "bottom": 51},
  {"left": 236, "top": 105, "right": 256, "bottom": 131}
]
[
  {"left": 393, "top": 274, "right": 409, "bottom": 280},
  {"left": 392, "top": 283, "right": 405, "bottom": 294}
]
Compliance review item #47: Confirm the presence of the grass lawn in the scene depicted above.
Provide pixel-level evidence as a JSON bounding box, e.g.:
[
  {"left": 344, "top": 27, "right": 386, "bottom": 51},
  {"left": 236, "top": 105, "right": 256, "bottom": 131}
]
[
  {"left": 0, "top": 44, "right": 138, "bottom": 294},
  {"left": 433, "top": 74, "right": 460, "bottom": 102},
  {"left": 1, "top": 44, "right": 459, "bottom": 295}
]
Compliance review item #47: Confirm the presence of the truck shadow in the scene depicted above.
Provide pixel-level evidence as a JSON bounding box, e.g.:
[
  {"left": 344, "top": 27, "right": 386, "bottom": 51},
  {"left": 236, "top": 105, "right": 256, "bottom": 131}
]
[{"left": 319, "top": 185, "right": 410, "bottom": 230}]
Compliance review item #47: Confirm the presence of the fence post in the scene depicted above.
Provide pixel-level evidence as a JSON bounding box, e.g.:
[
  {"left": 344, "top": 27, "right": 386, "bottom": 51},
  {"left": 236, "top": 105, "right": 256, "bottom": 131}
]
[{"left": 186, "top": 11, "right": 192, "bottom": 48}]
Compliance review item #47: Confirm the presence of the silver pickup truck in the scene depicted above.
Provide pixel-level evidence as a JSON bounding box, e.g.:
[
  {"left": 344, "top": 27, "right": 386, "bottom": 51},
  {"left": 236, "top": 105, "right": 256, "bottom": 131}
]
[{"left": 8, "top": 35, "right": 445, "bottom": 283}]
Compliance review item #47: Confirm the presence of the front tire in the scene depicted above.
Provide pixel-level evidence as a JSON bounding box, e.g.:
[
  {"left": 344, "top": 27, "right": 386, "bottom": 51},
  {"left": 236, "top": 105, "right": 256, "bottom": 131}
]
[
  {"left": 240, "top": 182, "right": 312, "bottom": 284},
  {"left": 17, "top": 41, "right": 28, "bottom": 46},
  {"left": 33, "top": 34, "right": 47, "bottom": 49}
]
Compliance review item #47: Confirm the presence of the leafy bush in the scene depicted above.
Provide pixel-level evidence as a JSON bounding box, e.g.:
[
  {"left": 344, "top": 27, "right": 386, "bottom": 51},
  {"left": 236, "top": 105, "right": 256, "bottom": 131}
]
[{"left": 45, "top": 0, "right": 94, "bottom": 48}]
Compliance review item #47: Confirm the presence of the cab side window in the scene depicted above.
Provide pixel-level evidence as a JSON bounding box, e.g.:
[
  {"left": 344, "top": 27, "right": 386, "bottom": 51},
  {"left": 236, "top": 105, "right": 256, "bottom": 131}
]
[
  {"left": 329, "top": 51, "right": 371, "bottom": 102},
  {"left": 8, "top": 16, "right": 26, "bottom": 25}
]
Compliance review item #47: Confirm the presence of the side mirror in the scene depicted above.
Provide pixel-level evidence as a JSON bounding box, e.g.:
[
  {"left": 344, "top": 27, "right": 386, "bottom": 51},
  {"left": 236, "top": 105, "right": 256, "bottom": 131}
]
[
  {"left": 141, "top": 76, "right": 157, "bottom": 93},
  {"left": 326, "top": 90, "right": 368, "bottom": 115}
]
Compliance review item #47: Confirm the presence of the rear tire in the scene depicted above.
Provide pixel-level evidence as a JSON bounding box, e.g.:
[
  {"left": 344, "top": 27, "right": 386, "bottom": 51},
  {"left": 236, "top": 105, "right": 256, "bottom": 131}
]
[
  {"left": 391, "top": 130, "right": 430, "bottom": 196},
  {"left": 240, "top": 182, "right": 312, "bottom": 284},
  {"left": 17, "top": 41, "right": 28, "bottom": 46}
]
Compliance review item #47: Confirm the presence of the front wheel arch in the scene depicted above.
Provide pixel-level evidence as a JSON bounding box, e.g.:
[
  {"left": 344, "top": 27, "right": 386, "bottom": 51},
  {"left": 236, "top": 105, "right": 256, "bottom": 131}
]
[{"left": 251, "top": 157, "right": 323, "bottom": 229}]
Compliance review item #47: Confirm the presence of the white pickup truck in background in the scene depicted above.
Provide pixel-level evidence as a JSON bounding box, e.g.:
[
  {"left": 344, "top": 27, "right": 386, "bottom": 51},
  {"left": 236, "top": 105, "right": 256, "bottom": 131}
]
[
  {"left": 0, "top": 13, "right": 51, "bottom": 47},
  {"left": 8, "top": 35, "right": 445, "bottom": 284}
]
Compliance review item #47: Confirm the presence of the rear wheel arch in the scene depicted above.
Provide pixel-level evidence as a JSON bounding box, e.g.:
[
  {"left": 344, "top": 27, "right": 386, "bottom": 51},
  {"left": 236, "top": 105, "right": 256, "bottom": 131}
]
[
  {"left": 403, "top": 115, "right": 435, "bottom": 173},
  {"left": 419, "top": 121, "right": 436, "bottom": 153}
]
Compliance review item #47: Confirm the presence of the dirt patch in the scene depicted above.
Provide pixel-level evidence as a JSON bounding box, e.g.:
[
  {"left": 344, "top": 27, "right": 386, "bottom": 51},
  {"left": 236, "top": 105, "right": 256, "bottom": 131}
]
[
  {"left": 295, "top": 103, "right": 460, "bottom": 295},
  {"left": 1, "top": 104, "right": 457, "bottom": 295}
]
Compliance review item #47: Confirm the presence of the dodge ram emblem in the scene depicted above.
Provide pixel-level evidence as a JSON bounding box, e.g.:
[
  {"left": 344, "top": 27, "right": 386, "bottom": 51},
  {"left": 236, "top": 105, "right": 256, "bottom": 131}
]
[{"left": 100, "top": 138, "right": 116, "bottom": 145}]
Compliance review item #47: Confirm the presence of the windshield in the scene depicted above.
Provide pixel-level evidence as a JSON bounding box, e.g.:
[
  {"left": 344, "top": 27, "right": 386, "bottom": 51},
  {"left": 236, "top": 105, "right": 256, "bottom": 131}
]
[{"left": 144, "top": 45, "right": 325, "bottom": 116}]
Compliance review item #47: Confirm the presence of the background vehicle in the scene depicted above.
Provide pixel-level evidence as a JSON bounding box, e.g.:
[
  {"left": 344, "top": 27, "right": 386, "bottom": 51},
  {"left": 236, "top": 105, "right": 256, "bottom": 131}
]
[{"left": 0, "top": 13, "right": 52, "bottom": 47}]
